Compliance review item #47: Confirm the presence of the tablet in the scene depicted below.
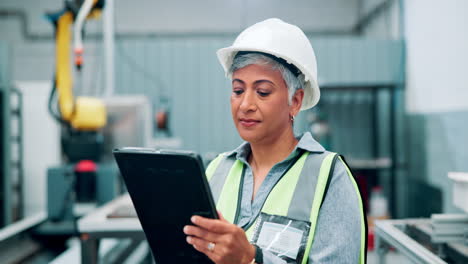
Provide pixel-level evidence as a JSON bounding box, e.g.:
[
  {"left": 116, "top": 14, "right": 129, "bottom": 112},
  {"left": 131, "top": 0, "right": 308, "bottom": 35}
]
[{"left": 113, "top": 148, "right": 218, "bottom": 264}]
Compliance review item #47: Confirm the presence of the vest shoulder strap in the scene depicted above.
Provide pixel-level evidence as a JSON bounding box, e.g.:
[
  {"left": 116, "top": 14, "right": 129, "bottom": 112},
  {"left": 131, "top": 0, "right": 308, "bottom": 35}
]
[
  {"left": 207, "top": 153, "right": 238, "bottom": 204},
  {"left": 206, "top": 152, "right": 229, "bottom": 181},
  {"left": 319, "top": 153, "right": 339, "bottom": 209},
  {"left": 301, "top": 152, "right": 336, "bottom": 263},
  {"left": 338, "top": 155, "right": 367, "bottom": 264},
  {"left": 303, "top": 154, "right": 367, "bottom": 264}
]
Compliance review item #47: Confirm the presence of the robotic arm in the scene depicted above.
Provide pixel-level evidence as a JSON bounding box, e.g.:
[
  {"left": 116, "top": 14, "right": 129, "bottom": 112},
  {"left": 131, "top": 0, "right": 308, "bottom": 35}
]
[
  {"left": 50, "top": 0, "right": 106, "bottom": 131},
  {"left": 41, "top": 1, "right": 119, "bottom": 229}
]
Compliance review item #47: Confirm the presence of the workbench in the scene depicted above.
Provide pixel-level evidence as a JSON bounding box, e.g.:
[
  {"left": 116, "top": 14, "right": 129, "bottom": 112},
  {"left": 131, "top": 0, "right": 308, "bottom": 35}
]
[
  {"left": 78, "top": 194, "right": 145, "bottom": 264},
  {"left": 375, "top": 219, "right": 468, "bottom": 264}
]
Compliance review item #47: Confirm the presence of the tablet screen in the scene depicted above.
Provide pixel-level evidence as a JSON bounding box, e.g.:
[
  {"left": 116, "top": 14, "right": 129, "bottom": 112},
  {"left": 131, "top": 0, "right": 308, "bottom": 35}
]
[{"left": 113, "top": 148, "right": 217, "bottom": 264}]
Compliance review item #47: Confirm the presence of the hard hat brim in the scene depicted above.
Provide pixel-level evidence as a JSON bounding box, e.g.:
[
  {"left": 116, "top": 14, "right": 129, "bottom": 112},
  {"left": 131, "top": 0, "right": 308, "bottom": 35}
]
[{"left": 217, "top": 46, "right": 320, "bottom": 110}]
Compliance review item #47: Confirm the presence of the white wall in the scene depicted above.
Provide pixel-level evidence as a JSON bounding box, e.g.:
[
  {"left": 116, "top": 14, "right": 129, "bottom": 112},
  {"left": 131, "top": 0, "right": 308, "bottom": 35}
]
[
  {"left": 403, "top": 0, "right": 468, "bottom": 214},
  {"left": 16, "top": 81, "right": 61, "bottom": 217},
  {"left": 405, "top": 0, "right": 468, "bottom": 113},
  {"left": 362, "top": 0, "right": 468, "bottom": 214},
  {"left": 355, "top": 0, "right": 468, "bottom": 113}
]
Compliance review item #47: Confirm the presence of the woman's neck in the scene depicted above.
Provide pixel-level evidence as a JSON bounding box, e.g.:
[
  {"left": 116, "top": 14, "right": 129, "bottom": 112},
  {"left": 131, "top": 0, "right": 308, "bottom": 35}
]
[{"left": 248, "top": 127, "right": 298, "bottom": 169}]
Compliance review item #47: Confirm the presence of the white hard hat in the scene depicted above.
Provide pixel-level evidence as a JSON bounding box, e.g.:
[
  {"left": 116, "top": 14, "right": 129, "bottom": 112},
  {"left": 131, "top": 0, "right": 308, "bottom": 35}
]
[{"left": 217, "top": 18, "right": 320, "bottom": 110}]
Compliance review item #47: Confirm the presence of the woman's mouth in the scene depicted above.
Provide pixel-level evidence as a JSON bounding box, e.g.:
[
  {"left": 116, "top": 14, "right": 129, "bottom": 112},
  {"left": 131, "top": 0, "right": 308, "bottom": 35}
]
[{"left": 239, "top": 118, "right": 260, "bottom": 127}]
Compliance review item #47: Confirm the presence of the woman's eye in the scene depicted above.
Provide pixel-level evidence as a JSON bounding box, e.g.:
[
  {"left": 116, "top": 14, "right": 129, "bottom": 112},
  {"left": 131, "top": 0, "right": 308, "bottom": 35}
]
[
  {"left": 233, "top": 89, "right": 243, "bottom": 95},
  {"left": 258, "top": 91, "right": 270, "bottom": 97}
]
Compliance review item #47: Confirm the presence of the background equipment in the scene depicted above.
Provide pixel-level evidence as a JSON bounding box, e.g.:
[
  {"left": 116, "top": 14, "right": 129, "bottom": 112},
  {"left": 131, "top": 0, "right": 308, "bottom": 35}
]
[{"left": 36, "top": 0, "right": 119, "bottom": 239}]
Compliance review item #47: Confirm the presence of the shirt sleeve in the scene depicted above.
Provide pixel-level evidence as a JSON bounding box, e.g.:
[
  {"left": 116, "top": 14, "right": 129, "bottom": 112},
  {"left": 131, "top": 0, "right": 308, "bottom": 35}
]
[{"left": 307, "top": 160, "right": 362, "bottom": 263}]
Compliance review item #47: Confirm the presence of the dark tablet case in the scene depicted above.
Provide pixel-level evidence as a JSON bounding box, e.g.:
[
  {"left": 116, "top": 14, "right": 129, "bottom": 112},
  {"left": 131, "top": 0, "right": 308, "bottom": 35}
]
[{"left": 113, "top": 148, "right": 218, "bottom": 264}]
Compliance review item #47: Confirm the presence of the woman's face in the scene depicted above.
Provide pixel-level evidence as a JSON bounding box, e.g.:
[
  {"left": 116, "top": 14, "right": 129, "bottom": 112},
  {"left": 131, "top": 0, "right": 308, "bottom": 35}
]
[{"left": 231, "top": 63, "right": 302, "bottom": 144}]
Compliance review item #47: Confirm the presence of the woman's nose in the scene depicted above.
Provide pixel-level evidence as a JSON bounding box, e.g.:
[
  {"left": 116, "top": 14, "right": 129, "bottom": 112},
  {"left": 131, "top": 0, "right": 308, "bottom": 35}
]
[{"left": 239, "top": 90, "right": 257, "bottom": 112}]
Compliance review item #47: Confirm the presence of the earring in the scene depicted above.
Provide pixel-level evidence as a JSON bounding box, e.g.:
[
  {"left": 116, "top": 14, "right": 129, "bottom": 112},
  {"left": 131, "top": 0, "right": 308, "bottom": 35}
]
[{"left": 290, "top": 115, "right": 295, "bottom": 122}]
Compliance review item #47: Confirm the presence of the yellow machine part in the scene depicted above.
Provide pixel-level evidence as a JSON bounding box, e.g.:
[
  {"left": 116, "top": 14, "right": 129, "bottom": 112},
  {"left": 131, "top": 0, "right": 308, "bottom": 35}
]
[
  {"left": 55, "top": 11, "right": 107, "bottom": 130},
  {"left": 71, "top": 96, "right": 107, "bottom": 130},
  {"left": 56, "top": 12, "right": 74, "bottom": 121},
  {"left": 88, "top": 9, "right": 102, "bottom": 19}
]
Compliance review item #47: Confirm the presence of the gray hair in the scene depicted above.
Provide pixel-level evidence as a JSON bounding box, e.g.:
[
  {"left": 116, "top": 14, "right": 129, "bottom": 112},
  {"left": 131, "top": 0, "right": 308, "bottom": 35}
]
[{"left": 228, "top": 52, "right": 305, "bottom": 104}]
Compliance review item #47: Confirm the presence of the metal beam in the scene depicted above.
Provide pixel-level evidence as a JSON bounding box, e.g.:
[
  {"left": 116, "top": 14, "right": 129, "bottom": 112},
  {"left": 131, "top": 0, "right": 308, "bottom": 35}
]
[
  {"left": 353, "top": 0, "right": 393, "bottom": 34},
  {"left": 0, "top": 8, "right": 357, "bottom": 42}
]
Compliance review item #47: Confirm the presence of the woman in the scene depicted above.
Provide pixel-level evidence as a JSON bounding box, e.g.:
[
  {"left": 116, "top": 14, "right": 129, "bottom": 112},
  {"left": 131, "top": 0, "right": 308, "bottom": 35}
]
[{"left": 183, "top": 18, "right": 366, "bottom": 264}]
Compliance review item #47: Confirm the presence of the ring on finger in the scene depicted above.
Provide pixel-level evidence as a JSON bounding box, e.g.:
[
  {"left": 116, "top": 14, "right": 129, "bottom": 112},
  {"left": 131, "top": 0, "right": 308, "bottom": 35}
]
[{"left": 207, "top": 242, "right": 215, "bottom": 252}]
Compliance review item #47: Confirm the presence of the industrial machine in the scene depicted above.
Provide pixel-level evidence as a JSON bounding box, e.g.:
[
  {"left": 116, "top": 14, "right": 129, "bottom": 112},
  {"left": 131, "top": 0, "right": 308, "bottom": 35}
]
[
  {"left": 35, "top": 0, "right": 119, "bottom": 237},
  {"left": 0, "top": 42, "right": 12, "bottom": 229}
]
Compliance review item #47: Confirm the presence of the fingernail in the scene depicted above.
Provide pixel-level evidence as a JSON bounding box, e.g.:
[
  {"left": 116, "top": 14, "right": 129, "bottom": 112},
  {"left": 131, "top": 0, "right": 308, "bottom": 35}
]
[
  {"left": 183, "top": 226, "right": 188, "bottom": 233},
  {"left": 186, "top": 236, "right": 192, "bottom": 243},
  {"left": 191, "top": 216, "right": 197, "bottom": 223}
]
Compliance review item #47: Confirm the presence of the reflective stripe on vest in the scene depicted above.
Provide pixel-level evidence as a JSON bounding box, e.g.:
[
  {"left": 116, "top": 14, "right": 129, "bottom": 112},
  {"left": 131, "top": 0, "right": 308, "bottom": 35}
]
[
  {"left": 206, "top": 152, "right": 366, "bottom": 264},
  {"left": 339, "top": 156, "right": 366, "bottom": 264}
]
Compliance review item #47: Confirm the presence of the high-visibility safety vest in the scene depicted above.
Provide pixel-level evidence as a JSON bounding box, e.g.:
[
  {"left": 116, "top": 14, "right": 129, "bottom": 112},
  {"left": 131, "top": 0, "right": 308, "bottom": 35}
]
[{"left": 206, "top": 150, "right": 366, "bottom": 264}]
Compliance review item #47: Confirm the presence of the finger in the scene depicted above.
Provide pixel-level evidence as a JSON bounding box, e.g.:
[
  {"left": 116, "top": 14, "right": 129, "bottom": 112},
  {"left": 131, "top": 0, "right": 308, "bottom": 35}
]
[
  {"left": 191, "top": 216, "right": 232, "bottom": 233},
  {"left": 186, "top": 235, "right": 220, "bottom": 260},
  {"left": 183, "top": 225, "right": 219, "bottom": 242},
  {"left": 217, "top": 210, "right": 227, "bottom": 222}
]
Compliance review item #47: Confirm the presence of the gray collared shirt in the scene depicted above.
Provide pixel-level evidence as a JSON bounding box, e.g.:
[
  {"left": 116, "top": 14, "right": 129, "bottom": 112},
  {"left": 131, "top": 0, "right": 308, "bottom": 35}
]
[{"left": 225, "top": 132, "right": 362, "bottom": 263}]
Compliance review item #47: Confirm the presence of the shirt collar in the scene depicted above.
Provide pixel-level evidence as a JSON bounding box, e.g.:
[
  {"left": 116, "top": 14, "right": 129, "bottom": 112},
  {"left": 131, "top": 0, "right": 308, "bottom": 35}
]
[
  {"left": 225, "top": 132, "right": 325, "bottom": 160},
  {"left": 296, "top": 132, "right": 326, "bottom": 153}
]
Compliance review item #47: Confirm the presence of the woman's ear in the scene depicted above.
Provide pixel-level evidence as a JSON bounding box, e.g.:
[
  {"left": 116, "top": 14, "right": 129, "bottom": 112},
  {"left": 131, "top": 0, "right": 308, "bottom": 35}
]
[{"left": 290, "top": 89, "right": 304, "bottom": 117}]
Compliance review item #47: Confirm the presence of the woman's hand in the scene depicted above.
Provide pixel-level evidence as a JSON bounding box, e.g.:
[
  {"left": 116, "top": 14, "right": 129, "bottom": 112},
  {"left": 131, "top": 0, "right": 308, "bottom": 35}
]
[{"left": 183, "top": 212, "right": 255, "bottom": 264}]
